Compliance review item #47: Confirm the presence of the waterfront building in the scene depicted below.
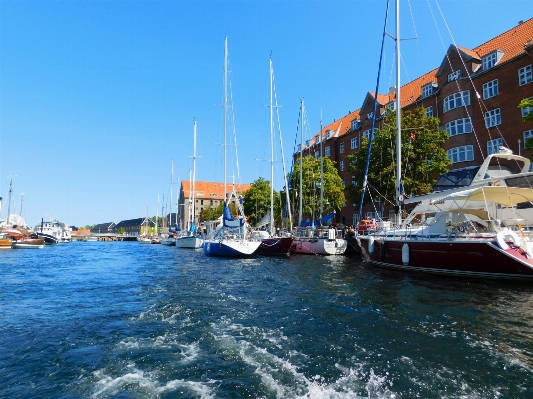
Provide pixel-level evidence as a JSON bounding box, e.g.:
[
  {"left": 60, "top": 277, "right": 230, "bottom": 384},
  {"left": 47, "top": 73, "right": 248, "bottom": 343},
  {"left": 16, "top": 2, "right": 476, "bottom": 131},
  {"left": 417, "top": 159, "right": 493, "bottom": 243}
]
[
  {"left": 114, "top": 217, "right": 154, "bottom": 237},
  {"left": 177, "top": 180, "right": 251, "bottom": 231},
  {"left": 90, "top": 222, "right": 116, "bottom": 235},
  {"left": 299, "top": 18, "right": 533, "bottom": 226}
]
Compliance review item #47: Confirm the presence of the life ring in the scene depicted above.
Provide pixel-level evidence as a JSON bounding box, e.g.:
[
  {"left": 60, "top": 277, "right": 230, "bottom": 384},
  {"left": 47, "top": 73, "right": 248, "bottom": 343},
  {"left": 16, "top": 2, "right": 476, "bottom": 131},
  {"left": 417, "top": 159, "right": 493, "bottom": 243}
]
[{"left": 496, "top": 230, "right": 522, "bottom": 251}]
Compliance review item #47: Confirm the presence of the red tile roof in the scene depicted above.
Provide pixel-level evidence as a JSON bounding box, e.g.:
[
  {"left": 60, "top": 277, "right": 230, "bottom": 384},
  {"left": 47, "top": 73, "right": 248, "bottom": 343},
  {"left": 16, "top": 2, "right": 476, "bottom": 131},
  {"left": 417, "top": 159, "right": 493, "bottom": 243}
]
[{"left": 181, "top": 180, "right": 252, "bottom": 200}]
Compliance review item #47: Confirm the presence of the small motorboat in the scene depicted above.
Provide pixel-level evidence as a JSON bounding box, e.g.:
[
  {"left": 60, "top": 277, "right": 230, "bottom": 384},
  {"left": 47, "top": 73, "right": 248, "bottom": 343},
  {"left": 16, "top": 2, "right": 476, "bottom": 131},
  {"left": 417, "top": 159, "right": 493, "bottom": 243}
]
[{"left": 13, "top": 233, "right": 45, "bottom": 249}]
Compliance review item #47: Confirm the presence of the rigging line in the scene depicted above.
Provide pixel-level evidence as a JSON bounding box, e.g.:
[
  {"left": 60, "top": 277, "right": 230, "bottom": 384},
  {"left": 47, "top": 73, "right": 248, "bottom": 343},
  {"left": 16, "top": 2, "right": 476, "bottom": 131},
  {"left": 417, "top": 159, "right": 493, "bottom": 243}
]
[
  {"left": 227, "top": 53, "right": 242, "bottom": 186},
  {"left": 431, "top": 1, "right": 525, "bottom": 175},
  {"left": 430, "top": 6, "right": 523, "bottom": 179},
  {"left": 358, "top": 0, "right": 391, "bottom": 224}
]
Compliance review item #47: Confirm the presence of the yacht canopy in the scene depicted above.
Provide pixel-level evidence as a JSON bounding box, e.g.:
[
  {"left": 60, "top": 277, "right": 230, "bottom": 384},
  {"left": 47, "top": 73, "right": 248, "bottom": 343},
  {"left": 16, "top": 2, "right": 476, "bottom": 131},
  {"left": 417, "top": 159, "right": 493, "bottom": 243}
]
[{"left": 433, "top": 186, "right": 533, "bottom": 207}]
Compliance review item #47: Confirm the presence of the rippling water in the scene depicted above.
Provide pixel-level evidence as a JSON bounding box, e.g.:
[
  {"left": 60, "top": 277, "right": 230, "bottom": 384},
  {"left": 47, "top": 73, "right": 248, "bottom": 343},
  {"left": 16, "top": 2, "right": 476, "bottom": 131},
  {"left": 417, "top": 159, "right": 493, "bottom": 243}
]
[{"left": 1, "top": 241, "right": 532, "bottom": 398}]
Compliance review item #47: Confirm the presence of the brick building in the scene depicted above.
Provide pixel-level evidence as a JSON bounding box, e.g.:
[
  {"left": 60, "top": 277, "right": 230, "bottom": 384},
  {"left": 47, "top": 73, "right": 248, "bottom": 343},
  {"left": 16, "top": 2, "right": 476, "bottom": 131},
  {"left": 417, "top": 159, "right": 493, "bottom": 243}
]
[
  {"left": 177, "top": 180, "right": 251, "bottom": 230},
  {"left": 298, "top": 18, "right": 533, "bottom": 227}
]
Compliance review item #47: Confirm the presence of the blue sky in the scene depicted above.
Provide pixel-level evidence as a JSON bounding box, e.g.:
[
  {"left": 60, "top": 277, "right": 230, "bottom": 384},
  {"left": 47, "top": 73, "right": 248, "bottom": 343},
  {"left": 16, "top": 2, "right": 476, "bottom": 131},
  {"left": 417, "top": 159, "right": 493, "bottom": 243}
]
[{"left": 0, "top": 0, "right": 530, "bottom": 227}]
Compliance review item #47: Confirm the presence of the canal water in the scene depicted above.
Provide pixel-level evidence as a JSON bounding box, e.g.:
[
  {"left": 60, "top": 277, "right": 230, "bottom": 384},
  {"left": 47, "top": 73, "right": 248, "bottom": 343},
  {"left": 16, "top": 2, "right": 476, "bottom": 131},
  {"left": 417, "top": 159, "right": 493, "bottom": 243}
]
[{"left": 1, "top": 241, "right": 532, "bottom": 398}]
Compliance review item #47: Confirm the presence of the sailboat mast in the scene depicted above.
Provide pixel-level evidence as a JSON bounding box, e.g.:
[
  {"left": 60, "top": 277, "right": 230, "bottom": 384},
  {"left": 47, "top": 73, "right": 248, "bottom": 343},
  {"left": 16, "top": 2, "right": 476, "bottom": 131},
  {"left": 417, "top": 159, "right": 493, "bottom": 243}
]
[
  {"left": 188, "top": 169, "right": 192, "bottom": 231},
  {"left": 192, "top": 120, "right": 197, "bottom": 230},
  {"left": 7, "top": 177, "right": 13, "bottom": 220},
  {"left": 269, "top": 56, "right": 275, "bottom": 233},
  {"left": 170, "top": 160, "right": 174, "bottom": 226},
  {"left": 298, "top": 100, "right": 304, "bottom": 227},
  {"left": 395, "top": 0, "right": 402, "bottom": 225},
  {"left": 319, "top": 117, "right": 324, "bottom": 222},
  {"left": 224, "top": 36, "right": 228, "bottom": 203}
]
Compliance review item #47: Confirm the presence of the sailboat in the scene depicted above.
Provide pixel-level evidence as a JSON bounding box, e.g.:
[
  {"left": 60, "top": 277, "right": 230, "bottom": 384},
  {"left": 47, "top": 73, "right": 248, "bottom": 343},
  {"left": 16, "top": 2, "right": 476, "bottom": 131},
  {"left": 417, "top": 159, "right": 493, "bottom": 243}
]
[
  {"left": 161, "top": 161, "right": 178, "bottom": 246},
  {"left": 203, "top": 36, "right": 261, "bottom": 258},
  {"left": 256, "top": 55, "right": 294, "bottom": 256},
  {"left": 176, "top": 120, "right": 203, "bottom": 249},
  {"left": 290, "top": 101, "right": 347, "bottom": 255},
  {"left": 356, "top": 0, "right": 533, "bottom": 280},
  {"left": 137, "top": 207, "right": 152, "bottom": 244}
]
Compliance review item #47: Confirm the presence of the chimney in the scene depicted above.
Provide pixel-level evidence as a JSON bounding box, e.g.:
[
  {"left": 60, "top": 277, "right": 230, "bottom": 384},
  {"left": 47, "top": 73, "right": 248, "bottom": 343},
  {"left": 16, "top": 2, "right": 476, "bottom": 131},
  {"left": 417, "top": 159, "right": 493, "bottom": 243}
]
[{"left": 389, "top": 86, "right": 397, "bottom": 94}]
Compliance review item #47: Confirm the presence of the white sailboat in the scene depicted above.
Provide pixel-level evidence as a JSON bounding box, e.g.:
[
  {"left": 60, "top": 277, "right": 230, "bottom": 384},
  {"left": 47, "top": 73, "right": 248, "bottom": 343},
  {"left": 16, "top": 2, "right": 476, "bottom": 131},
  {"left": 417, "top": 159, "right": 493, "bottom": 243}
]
[
  {"left": 291, "top": 100, "right": 346, "bottom": 255},
  {"left": 176, "top": 120, "right": 203, "bottom": 249},
  {"left": 137, "top": 207, "right": 152, "bottom": 244},
  {"left": 203, "top": 36, "right": 261, "bottom": 258}
]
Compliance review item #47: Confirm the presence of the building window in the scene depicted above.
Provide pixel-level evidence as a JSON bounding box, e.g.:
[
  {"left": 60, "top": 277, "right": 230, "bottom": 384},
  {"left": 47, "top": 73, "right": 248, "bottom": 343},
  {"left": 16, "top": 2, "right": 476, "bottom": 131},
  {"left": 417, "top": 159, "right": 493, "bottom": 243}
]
[
  {"left": 487, "top": 138, "right": 503, "bottom": 155},
  {"left": 362, "top": 128, "right": 378, "bottom": 139},
  {"left": 482, "top": 79, "right": 499, "bottom": 99},
  {"left": 447, "top": 145, "right": 474, "bottom": 164},
  {"left": 365, "top": 211, "right": 382, "bottom": 219},
  {"left": 325, "top": 130, "right": 331, "bottom": 139},
  {"left": 521, "top": 97, "right": 533, "bottom": 118},
  {"left": 524, "top": 130, "right": 533, "bottom": 148},
  {"left": 325, "top": 146, "right": 331, "bottom": 156},
  {"left": 339, "top": 142, "right": 345, "bottom": 153},
  {"left": 445, "top": 118, "right": 472, "bottom": 136},
  {"left": 367, "top": 112, "right": 374, "bottom": 120},
  {"left": 443, "top": 90, "right": 470, "bottom": 113},
  {"left": 485, "top": 108, "right": 501, "bottom": 128},
  {"left": 350, "top": 137, "right": 358, "bottom": 149},
  {"left": 482, "top": 51, "right": 501, "bottom": 71},
  {"left": 316, "top": 135, "right": 321, "bottom": 144},
  {"left": 519, "top": 65, "right": 532, "bottom": 86},
  {"left": 314, "top": 151, "right": 319, "bottom": 159},
  {"left": 351, "top": 119, "right": 360, "bottom": 130},
  {"left": 426, "top": 106, "right": 433, "bottom": 117},
  {"left": 448, "top": 70, "right": 461, "bottom": 82},
  {"left": 421, "top": 83, "right": 434, "bottom": 99},
  {"left": 340, "top": 160, "right": 345, "bottom": 172}
]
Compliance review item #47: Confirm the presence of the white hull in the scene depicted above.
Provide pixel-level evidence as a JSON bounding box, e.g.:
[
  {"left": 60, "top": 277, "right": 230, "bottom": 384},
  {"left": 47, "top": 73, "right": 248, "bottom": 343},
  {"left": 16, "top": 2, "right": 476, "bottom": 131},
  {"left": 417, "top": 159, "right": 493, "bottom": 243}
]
[
  {"left": 13, "top": 243, "right": 44, "bottom": 249},
  {"left": 203, "top": 238, "right": 260, "bottom": 257},
  {"left": 160, "top": 237, "right": 176, "bottom": 246},
  {"left": 291, "top": 237, "right": 347, "bottom": 255},
  {"left": 176, "top": 236, "right": 203, "bottom": 249},
  {"left": 137, "top": 238, "right": 151, "bottom": 244}
]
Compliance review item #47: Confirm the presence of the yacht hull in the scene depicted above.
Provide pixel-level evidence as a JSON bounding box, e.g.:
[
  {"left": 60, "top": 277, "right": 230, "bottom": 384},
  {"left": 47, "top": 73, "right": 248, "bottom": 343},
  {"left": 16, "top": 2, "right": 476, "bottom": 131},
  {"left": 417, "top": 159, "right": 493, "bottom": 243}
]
[
  {"left": 358, "top": 236, "right": 533, "bottom": 279},
  {"left": 203, "top": 239, "right": 260, "bottom": 258},
  {"left": 176, "top": 236, "right": 203, "bottom": 249},
  {"left": 258, "top": 237, "right": 294, "bottom": 256},
  {"left": 291, "top": 237, "right": 347, "bottom": 255}
]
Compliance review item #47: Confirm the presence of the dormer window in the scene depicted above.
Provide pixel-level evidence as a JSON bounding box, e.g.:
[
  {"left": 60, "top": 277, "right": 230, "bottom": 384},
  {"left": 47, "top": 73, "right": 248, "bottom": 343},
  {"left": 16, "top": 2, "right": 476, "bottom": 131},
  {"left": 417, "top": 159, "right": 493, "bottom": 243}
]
[
  {"left": 482, "top": 50, "right": 503, "bottom": 71},
  {"left": 316, "top": 135, "right": 321, "bottom": 144},
  {"left": 326, "top": 130, "right": 334, "bottom": 139},
  {"left": 367, "top": 112, "right": 374, "bottom": 120},
  {"left": 448, "top": 70, "right": 461, "bottom": 82},
  {"left": 351, "top": 119, "right": 361, "bottom": 130},
  {"left": 421, "top": 83, "right": 434, "bottom": 99}
]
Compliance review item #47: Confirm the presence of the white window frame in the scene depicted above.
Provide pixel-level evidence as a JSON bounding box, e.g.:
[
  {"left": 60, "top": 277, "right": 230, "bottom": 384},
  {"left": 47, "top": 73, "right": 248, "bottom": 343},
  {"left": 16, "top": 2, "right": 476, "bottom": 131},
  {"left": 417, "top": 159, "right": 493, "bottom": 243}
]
[
  {"left": 443, "top": 90, "right": 471, "bottom": 113},
  {"left": 482, "top": 51, "right": 499, "bottom": 71},
  {"left": 485, "top": 108, "right": 501, "bottom": 128},
  {"left": 350, "top": 137, "right": 358, "bottom": 149},
  {"left": 325, "top": 146, "right": 331, "bottom": 156},
  {"left": 447, "top": 145, "right": 474, "bottom": 164},
  {"left": 445, "top": 118, "right": 472, "bottom": 137},
  {"left": 487, "top": 138, "right": 503, "bottom": 155},
  {"left": 448, "top": 70, "right": 461, "bottom": 82},
  {"left": 421, "top": 83, "right": 434, "bottom": 99},
  {"left": 365, "top": 211, "right": 382, "bottom": 220},
  {"left": 340, "top": 160, "right": 345, "bottom": 172},
  {"left": 362, "top": 128, "right": 378, "bottom": 139},
  {"left": 316, "top": 135, "right": 321, "bottom": 144},
  {"left": 426, "top": 106, "right": 433, "bottom": 117},
  {"left": 524, "top": 129, "right": 533, "bottom": 148},
  {"left": 351, "top": 119, "right": 360, "bottom": 130},
  {"left": 339, "top": 142, "right": 345, "bottom": 154},
  {"left": 518, "top": 65, "right": 532, "bottom": 86},
  {"left": 367, "top": 112, "right": 374, "bottom": 120},
  {"left": 482, "top": 79, "right": 499, "bottom": 100}
]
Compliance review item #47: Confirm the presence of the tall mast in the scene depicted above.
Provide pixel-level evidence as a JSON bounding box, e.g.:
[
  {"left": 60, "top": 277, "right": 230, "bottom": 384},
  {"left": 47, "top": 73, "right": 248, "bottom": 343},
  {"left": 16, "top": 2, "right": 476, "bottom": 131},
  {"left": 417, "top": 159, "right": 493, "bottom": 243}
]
[
  {"left": 224, "top": 36, "right": 228, "bottom": 203},
  {"left": 395, "top": 0, "right": 402, "bottom": 225},
  {"left": 7, "top": 177, "right": 13, "bottom": 221},
  {"left": 269, "top": 56, "right": 275, "bottom": 233},
  {"left": 188, "top": 169, "right": 192, "bottom": 230},
  {"left": 298, "top": 100, "right": 304, "bottom": 227},
  {"left": 319, "top": 116, "right": 324, "bottom": 222},
  {"left": 170, "top": 159, "right": 174, "bottom": 226},
  {"left": 192, "top": 120, "right": 197, "bottom": 230}
]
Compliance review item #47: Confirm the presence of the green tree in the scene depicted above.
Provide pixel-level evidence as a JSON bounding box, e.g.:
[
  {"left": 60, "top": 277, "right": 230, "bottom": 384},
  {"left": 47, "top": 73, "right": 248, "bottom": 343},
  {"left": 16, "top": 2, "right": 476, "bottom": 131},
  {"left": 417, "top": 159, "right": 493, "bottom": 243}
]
[
  {"left": 346, "top": 107, "right": 450, "bottom": 207},
  {"left": 198, "top": 201, "right": 238, "bottom": 223},
  {"left": 519, "top": 98, "right": 533, "bottom": 122},
  {"left": 242, "top": 177, "right": 281, "bottom": 226},
  {"left": 289, "top": 156, "right": 345, "bottom": 224}
]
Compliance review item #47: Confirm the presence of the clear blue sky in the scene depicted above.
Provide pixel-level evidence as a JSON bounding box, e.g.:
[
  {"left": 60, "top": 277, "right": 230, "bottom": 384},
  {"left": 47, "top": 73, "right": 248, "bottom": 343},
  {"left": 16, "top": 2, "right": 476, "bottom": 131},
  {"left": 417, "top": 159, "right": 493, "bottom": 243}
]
[{"left": 1, "top": 0, "right": 530, "bottom": 227}]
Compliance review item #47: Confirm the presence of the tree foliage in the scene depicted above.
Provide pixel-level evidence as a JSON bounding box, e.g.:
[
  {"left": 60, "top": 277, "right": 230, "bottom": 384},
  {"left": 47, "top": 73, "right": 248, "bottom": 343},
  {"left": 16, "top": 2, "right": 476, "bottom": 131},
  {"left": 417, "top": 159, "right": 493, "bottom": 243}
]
[
  {"left": 242, "top": 177, "right": 281, "bottom": 226},
  {"left": 198, "top": 201, "right": 237, "bottom": 223},
  {"left": 519, "top": 98, "right": 533, "bottom": 122},
  {"left": 288, "top": 156, "right": 345, "bottom": 223},
  {"left": 345, "top": 107, "right": 450, "bottom": 207}
]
